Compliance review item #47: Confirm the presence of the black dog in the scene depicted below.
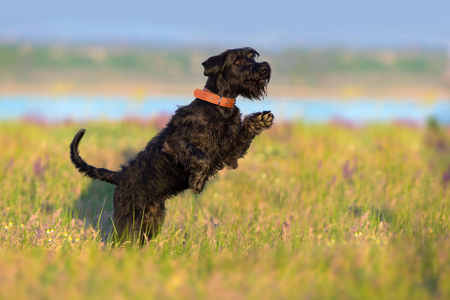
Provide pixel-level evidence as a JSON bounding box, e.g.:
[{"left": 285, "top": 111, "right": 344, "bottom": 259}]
[{"left": 70, "top": 47, "right": 274, "bottom": 244}]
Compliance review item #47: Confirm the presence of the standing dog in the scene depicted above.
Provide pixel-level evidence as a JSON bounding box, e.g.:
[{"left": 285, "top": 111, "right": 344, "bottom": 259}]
[{"left": 70, "top": 47, "right": 274, "bottom": 244}]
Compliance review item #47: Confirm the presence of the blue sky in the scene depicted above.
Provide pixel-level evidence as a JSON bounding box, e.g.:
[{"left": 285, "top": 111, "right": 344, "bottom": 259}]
[{"left": 1, "top": 0, "right": 450, "bottom": 49}]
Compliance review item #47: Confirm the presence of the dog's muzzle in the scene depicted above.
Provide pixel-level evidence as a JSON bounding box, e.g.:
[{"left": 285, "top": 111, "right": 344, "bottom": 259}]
[
  {"left": 253, "top": 62, "right": 271, "bottom": 81},
  {"left": 259, "top": 65, "right": 270, "bottom": 77}
]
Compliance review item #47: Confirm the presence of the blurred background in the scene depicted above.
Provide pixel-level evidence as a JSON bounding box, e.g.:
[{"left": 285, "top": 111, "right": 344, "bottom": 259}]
[{"left": 1, "top": 0, "right": 450, "bottom": 124}]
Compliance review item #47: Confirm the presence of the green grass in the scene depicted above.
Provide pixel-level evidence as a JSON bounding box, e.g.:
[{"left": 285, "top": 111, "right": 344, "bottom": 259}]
[{"left": 0, "top": 120, "right": 449, "bottom": 299}]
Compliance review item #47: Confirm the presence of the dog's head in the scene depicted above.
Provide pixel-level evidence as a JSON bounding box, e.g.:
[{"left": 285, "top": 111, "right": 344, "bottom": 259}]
[{"left": 202, "top": 47, "right": 271, "bottom": 100}]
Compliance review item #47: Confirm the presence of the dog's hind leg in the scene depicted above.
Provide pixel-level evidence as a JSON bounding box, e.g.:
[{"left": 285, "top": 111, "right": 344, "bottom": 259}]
[
  {"left": 112, "top": 201, "right": 166, "bottom": 246},
  {"left": 137, "top": 203, "right": 166, "bottom": 246}
]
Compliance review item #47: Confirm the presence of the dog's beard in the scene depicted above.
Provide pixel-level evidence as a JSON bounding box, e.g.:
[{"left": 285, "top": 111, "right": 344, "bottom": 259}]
[
  {"left": 240, "top": 67, "right": 271, "bottom": 100},
  {"left": 239, "top": 78, "right": 269, "bottom": 100},
  {"left": 240, "top": 63, "right": 271, "bottom": 100},
  {"left": 213, "top": 60, "right": 271, "bottom": 100}
]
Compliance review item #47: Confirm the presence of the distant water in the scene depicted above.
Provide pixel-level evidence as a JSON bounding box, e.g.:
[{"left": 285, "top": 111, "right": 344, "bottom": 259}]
[{"left": 0, "top": 95, "right": 449, "bottom": 125}]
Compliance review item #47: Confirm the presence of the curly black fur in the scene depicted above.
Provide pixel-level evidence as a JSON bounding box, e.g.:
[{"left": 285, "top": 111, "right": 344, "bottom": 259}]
[{"left": 70, "top": 47, "right": 274, "bottom": 245}]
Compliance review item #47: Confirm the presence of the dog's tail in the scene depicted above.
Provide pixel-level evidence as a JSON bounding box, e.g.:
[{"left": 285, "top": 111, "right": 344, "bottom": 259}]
[{"left": 70, "top": 129, "right": 118, "bottom": 185}]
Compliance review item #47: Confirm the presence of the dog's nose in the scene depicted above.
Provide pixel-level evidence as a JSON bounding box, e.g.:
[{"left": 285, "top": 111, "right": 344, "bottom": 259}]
[
  {"left": 260, "top": 64, "right": 270, "bottom": 73},
  {"left": 259, "top": 65, "right": 270, "bottom": 77}
]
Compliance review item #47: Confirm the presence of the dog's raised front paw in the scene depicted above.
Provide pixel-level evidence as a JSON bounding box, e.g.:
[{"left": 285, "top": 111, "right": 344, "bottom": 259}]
[{"left": 245, "top": 111, "right": 274, "bottom": 133}]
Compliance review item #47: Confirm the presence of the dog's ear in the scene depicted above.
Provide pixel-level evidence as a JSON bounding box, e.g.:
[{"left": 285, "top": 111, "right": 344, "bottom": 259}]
[{"left": 202, "top": 52, "right": 226, "bottom": 76}]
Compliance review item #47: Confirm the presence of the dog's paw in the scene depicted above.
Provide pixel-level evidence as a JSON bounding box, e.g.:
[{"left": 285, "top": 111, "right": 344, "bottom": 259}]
[
  {"left": 223, "top": 156, "right": 239, "bottom": 169},
  {"left": 245, "top": 111, "right": 274, "bottom": 133},
  {"left": 228, "top": 160, "right": 239, "bottom": 170},
  {"left": 256, "top": 111, "right": 275, "bottom": 129},
  {"left": 189, "top": 168, "right": 209, "bottom": 194},
  {"left": 189, "top": 175, "right": 206, "bottom": 194}
]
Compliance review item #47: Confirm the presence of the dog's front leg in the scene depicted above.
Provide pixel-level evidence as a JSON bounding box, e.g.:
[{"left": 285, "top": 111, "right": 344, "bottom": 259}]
[
  {"left": 224, "top": 111, "right": 274, "bottom": 168},
  {"left": 162, "top": 138, "right": 211, "bottom": 194}
]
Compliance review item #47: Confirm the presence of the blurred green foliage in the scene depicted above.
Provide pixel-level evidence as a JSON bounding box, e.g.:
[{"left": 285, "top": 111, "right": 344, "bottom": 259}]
[{"left": 0, "top": 44, "right": 446, "bottom": 86}]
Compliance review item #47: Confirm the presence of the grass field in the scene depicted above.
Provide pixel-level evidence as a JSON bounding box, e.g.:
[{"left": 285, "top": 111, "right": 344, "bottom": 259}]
[{"left": 0, "top": 119, "right": 449, "bottom": 299}]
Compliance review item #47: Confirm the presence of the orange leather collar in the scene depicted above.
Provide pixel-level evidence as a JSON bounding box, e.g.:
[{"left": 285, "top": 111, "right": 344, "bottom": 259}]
[{"left": 194, "top": 88, "right": 236, "bottom": 108}]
